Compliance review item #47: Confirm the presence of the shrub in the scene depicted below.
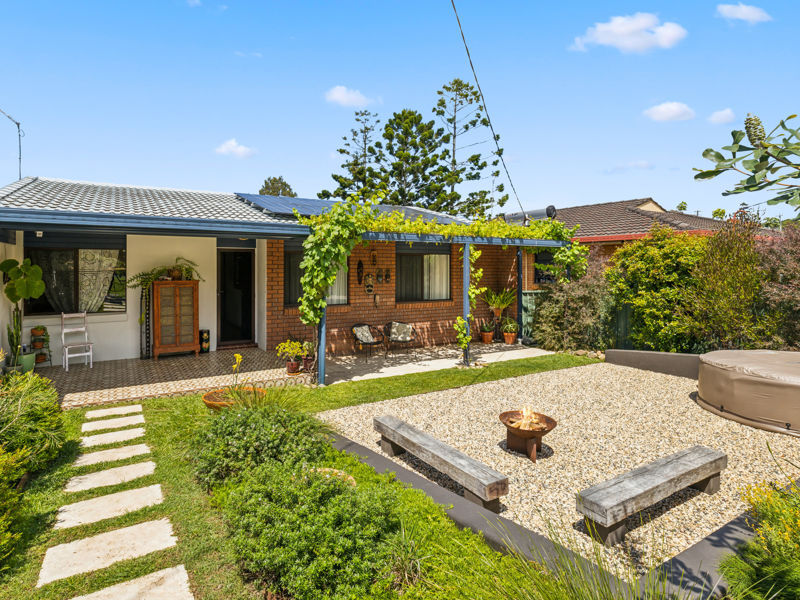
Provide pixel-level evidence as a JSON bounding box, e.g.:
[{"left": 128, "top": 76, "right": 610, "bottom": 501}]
[
  {"left": 606, "top": 224, "right": 707, "bottom": 352},
  {"left": 721, "top": 478, "right": 800, "bottom": 599},
  {"left": 219, "top": 461, "right": 399, "bottom": 600},
  {"left": 0, "top": 447, "right": 27, "bottom": 569},
  {"left": 530, "top": 257, "right": 615, "bottom": 352},
  {"left": 0, "top": 372, "right": 64, "bottom": 473},
  {"left": 193, "top": 406, "right": 329, "bottom": 490},
  {"left": 679, "top": 213, "right": 776, "bottom": 351},
  {"left": 759, "top": 224, "right": 800, "bottom": 349}
]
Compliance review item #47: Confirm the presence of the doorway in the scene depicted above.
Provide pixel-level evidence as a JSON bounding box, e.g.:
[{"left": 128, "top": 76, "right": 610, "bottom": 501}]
[{"left": 217, "top": 249, "right": 254, "bottom": 346}]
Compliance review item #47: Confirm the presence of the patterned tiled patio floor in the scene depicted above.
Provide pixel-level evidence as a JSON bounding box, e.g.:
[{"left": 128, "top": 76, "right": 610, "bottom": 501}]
[{"left": 38, "top": 348, "right": 310, "bottom": 409}]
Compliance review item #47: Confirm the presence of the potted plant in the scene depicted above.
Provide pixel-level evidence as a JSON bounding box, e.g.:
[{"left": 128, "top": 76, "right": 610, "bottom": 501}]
[
  {"left": 501, "top": 317, "right": 519, "bottom": 345},
  {"left": 1, "top": 258, "right": 46, "bottom": 374},
  {"left": 276, "top": 340, "right": 304, "bottom": 374},
  {"left": 479, "top": 320, "right": 494, "bottom": 344},
  {"left": 31, "top": 325, "right": 45, "bottom": 337},
  {"left": 301, "top": 341, "right": 315, "bottom": 372},
  {"left": 127, "top": 257, "right": 204, "bottom": 323},
  {"left": 202, "top": 353, "right": 270, "bottom": 411},
  {"left": 481, "top": 288, "right": 517, "bottom": 320}
]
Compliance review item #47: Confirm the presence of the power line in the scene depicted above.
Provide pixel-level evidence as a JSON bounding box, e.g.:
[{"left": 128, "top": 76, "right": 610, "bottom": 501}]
[
  {"left": 449, "top": 0, "right": 526, "bottom": 216},
  {"left": 0, "top": 107, "right": 24, "bottom": 180}
]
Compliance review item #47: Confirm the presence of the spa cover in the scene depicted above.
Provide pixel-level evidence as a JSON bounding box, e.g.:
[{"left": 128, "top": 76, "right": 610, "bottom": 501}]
[{"left": 697, "top": 350, "right": 800, "bottom": 437}]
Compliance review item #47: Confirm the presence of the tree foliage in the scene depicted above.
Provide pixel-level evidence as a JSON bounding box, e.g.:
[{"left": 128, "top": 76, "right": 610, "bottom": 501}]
[
  {"left": 679, "top": 212, "right": 776, "bottom": 351},
  {"left": 319, "top": 111, "right": 384, "bottom": 201},
  {"left": 759, "top": 224, "right": 800, "bottom": 348},
  {"left": 605, "top": 224, "right": 707, "bottom": 352},
  {"left": 259, "top": 176, "right": 296, "bottom": 197},
  {"left": 695, "top": 113, "right": 800, "bottom": 210},
  {"left": 712, "top": 208, "right": 726, "bottom": 220}
]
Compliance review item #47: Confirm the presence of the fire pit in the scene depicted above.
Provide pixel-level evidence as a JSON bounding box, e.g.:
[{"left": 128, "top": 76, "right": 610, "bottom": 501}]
[{"left": 499, "top": 409, "right": 557, "bottom": 463}]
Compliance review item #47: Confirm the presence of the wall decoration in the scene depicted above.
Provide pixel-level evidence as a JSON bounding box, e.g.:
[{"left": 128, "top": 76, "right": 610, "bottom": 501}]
[
  {"left": 370, "top": 250, "right": 377, "bottom": 265},
  {"left": 357, "top": 260, "right": 364, "bottom": 284},
  {"left": 376, "top": 270, "right": 384, "bottom": 283},
  {"left": 364, "top": 273, "right": 375, "bottom": 294},
  {"left": 384, "top": 269, "right": 391, "bottom": 283}
]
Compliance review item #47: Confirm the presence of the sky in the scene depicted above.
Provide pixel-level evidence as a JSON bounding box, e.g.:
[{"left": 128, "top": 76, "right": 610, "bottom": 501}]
[{"left": 0, "top": 1, "right": 796, "bottom": 219}]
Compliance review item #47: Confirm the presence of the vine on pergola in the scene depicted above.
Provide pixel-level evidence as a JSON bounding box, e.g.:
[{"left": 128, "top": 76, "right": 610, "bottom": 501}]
[{"left": 295, "top": 193, "right": 586, "bottom": 333}]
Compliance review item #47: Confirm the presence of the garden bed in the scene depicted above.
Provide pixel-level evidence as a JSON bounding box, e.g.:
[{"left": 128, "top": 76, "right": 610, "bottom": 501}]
[{"left": 321, "top": 362, "right": 800, "bottom": 574}]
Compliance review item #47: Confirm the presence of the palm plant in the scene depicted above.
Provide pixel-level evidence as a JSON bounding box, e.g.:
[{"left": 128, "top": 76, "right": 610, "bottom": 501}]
[{"left": 481, "top": 288, "right": 517, "bottom": 313}]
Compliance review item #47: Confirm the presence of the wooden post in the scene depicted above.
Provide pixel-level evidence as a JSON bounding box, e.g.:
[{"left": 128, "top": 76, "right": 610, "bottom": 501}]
[
  {"left": 317, "top": 305, "right": 326, "bottom": 385},
  {"left": 516, "top": 247, "right": 523, "bottom": 341},
  {"left": 462, "top": 242, "right": 471, "bottom": 366}
]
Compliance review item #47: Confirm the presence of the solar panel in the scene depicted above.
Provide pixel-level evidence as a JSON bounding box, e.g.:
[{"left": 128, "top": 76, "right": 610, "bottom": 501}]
[
  {"left": 236, "top": 193, "right": 336, "bottom": 217},
  {"left": 373, "top": 204, "right": 468, "bottom": 225}
]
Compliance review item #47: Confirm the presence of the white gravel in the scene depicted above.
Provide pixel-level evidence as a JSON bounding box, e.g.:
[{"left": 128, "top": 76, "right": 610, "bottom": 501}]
[{"left": 321, "top": 362, "right": 800, "bottom": 572}]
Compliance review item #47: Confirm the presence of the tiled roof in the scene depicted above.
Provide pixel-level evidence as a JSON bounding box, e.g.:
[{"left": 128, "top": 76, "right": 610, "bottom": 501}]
[
  {"left": 551, "top": 198, "right": 729, "bottom": 238},
  {"left": 0, "top": 177, "right": 295, "bottom": 224}
]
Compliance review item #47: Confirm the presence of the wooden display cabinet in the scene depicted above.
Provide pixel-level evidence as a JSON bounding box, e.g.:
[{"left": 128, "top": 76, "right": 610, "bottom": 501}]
[{"left": 152, "top": 280, "right": 200, "bottom": 360}]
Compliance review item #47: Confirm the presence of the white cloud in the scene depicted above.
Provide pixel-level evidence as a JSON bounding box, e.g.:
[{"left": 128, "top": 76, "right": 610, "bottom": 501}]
[
  {"left": 643, "top": 101, "right": 695, "bottom": 122},
  {"left": 186, "top": 0, "right": 201, "bottom": 6},
  {"left": 234, "top": 51, "right": 262, "bottom": 58},
  {"left": 571, "top": 13, "right": 687, "bottom": 53},
  {"left": 604, "top": 160, "right": 655, "bottom": 174},
  {"left": 716, "top": 3, "right": 771, "bottom": 24},
  {"left": 708, "top": 108, "right": 736, "bottom": 124},
  {"left": 324, "top": 85, "right": 373, "bottom": 108},
  {"left": 215, "top": 138, "right": 256, "bottom": 159}
]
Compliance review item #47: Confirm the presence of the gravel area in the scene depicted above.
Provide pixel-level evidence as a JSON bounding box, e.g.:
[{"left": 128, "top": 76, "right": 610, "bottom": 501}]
[{"left": 321, "top": 362, "right": 800, "bottom": 573}]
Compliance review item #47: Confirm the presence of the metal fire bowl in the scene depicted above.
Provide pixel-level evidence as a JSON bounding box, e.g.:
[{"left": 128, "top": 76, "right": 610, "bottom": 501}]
[{"left": 499, "top": 410, "right": 557, "bottom": 439}]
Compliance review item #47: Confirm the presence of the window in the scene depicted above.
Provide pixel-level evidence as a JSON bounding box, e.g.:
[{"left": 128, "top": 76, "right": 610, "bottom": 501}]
[
  {"left": 283, "top": 249, "right": 347, "bottom": 306},
  {"left": 533, "top": 251, "right": 556, "bottom": 284},
  {"left": 395, "top": 245, "right": 450, "bottom": 301},
  {"left": 24, "top": 248, "right": 127, "bottom": 315}
]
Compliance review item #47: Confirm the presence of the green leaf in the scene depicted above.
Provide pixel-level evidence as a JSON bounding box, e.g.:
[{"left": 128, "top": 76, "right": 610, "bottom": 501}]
[
  {"left": 694, "top": 170, "right": 724, "bottom": 180},
  {"left": 702, "top": 148, "right": 725, "bottom": 163},
  {"left": 0, "top": 258, "right": 18, "bottom": 273}
]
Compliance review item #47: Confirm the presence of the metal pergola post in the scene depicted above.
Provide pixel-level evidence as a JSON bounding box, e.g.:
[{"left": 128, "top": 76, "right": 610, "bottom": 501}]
[
  {"left": 317, "top": 305, "right": 327, "bottom": 385},
  {"left": 462, "top": 242, "right": 471, "bottom": 365},
  {"left": 516, "top": 246, "right": 523, "bottom": 340}
]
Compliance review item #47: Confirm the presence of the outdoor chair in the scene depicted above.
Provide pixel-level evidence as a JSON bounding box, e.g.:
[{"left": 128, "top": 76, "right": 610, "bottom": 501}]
[
  {"left": 351, "top": 323, "right": 385, "bottom": 362},
  {"left": 384, "top": 321, "right": 417, "bottom": 357},
  {"left": 61, "top": 312, "right": 94, "bottom": 372}
]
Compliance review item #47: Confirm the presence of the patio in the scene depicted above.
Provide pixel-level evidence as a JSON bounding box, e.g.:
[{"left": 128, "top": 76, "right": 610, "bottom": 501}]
[{"left": 40, "top": 343, "right": 549, "bottom": 408}]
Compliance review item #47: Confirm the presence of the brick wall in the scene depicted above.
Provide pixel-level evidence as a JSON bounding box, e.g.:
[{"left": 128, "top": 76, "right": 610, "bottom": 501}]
[{"left": 265, "top": 240, "right": 520, "bottom": 355}]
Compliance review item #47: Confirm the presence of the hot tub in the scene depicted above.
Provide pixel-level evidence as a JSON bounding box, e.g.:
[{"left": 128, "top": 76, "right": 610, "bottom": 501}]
[{"left": 697, "top": 350, "right": 800, "bottom": 437}]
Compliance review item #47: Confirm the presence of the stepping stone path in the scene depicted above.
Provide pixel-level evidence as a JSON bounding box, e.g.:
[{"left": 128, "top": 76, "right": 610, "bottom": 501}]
[{"left": 36, "top": 404, "right": 195, "bottom": 598}]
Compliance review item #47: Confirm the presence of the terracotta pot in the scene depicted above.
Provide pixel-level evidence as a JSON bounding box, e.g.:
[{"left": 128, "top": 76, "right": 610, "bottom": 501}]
[
  {"left": 480, "top": 331, "right": 494, "bottom": 344},
  {"left": 302, "top": 356, "right": 314, "bottom": 372},
  {"left": 491, "top": 307, "right": 503, "bottom": 320},
  {"left": 35, "top": 353, "right": 47, "bottom": 363},
  {"left": 168, "top": 268, "right": 182, "bottom": 280},
  {"left": 286, "top": 359, "right": 301, "bottom": 374},
  {"left": 503, "top": 332, "right": 517, "bottom": 345},
  {"left": 202, "top": 386, "right": 269, "bottom": 411},
  {"left": 30, "top": 327, "right": 45, "bottom": 337},
  {"left": 32, "top": 340, "right": 44, "bottom": 349}
]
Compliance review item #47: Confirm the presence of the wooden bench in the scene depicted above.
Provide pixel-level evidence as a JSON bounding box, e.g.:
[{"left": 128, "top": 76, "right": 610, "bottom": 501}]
[
  {"left": 373, "top": 415, "right": 509, "bottom": 512},
  {"left": 576, "top": 445, "right": 728, "bottom": 546}
]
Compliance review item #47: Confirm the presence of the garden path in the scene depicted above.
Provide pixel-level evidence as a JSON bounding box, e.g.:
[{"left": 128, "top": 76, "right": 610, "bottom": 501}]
[{"left": 35, "top": 404, "right": 195, "bottom": 598}]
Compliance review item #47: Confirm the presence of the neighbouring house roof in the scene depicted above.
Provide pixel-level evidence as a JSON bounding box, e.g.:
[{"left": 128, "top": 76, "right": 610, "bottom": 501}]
[
  {"left": 0, "top": 176, "right": 558, "bottom": 247},
  {"left": 518, "top": 198, "right": 731, "bottom": 242}
]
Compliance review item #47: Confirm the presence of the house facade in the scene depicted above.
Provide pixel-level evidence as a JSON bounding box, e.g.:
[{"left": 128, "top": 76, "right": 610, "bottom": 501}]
[{"left": 0, "top": 177, "right": 558, "bottom": 369}]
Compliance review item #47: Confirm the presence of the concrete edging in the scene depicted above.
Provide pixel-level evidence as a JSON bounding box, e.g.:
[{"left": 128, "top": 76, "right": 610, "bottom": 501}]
[{"left": 605, "top": 349, "right": 700, "bottom": 380}]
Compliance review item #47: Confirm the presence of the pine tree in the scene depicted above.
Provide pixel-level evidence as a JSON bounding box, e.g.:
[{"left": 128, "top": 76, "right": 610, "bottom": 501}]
[
  {"left": 319, "top": 110, "right": 384, "bottom": 200},
  {"left": 259, "top": 176, "right": 296, "bottom": 197}
]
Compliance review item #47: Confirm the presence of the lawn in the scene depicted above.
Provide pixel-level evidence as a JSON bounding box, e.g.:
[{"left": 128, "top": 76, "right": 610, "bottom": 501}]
[{"left": 0, "top": 354, "right": 599, "bottom": 599}]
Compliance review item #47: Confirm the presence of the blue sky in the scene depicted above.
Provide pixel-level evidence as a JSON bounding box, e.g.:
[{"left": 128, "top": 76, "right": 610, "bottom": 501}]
[{"left": 1, "top": 1, "right": 795, "bottom": 218}]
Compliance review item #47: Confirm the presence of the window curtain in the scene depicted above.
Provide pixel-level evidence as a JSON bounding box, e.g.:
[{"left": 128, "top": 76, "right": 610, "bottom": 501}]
[
  {"left": 78, "top": 249, "right": 120, "bottom": 312},
  {"left": 396, "top": 254, "right": 422, "bottom": 301},
  {"left": 30, "top": 249, "right": 75, "bottom": 312},
  {"left": 326, "top": 264, "right": 348, "bottom": 305},
  {"left": 423, "top": 254, "right": 449, "bottom": 300},
  {"left": 284, "top": 252, "right": 303, "bottom": 305}
]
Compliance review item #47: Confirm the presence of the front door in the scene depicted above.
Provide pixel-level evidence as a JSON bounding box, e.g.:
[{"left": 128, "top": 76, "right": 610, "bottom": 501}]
[{"left": 217, "top": 250, "right": 254, "bottom": 345}]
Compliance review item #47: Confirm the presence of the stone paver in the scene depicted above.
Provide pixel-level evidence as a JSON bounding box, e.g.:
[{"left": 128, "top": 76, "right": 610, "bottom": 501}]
[
  {"left": 81, "top": 427, "right": 145, "bottom": 448},
  {"left": 73, "top": 444, "right": 151, "bottom": 468},
  {"left": 85, "top": 405, "right": 142, "bottom": 419},
  {"left": 69, "top": 565, "right": 193, "bottom": 600},
  {"left": 55, "top": 485, "right": 163, "bottom": 529},
  {"left": 81, "top": 414, "right": 145, "bottom": 433},
  {"left": 37, "top": 518, "right": 177, "bottom": 587},
  {"left": 65, "top": 461, "right": 156, "bottom": 493}
]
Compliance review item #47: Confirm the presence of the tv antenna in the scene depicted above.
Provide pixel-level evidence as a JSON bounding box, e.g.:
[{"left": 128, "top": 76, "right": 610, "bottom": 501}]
[{"left": 0, "top": 107, "right": 24, "bottom": 180}]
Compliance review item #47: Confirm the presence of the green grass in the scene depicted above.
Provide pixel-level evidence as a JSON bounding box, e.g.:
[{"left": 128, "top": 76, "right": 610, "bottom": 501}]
[
  {"left": 306, "top": 353, "right": 598, "bottom": 412},
  {"left": 0, "top": 353, "right": 597, "bottom": 599}
]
